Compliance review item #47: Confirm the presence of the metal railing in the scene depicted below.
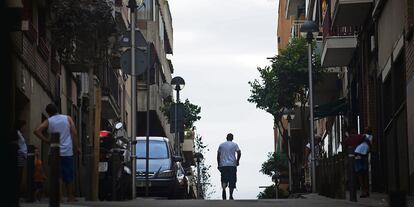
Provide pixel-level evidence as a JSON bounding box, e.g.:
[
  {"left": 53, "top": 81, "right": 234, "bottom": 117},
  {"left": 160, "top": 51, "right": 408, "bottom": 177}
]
[
  {"left": 316, "top": 152, "right": 346, "bottom": 199},
  {"left": 291, "top": 20, "right": 305, "bottom": 38},
  {"left": 100, "top": 64, "right": 120, "bottom": 104}
]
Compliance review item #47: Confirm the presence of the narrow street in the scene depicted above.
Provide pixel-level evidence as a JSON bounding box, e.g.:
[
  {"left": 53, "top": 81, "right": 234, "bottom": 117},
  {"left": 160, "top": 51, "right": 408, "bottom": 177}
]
[
  {"left": 5, "top": 0, "right": 414, "bottom": 206},
  {"left": 21, "top": 193, "right": 404, "bottom": 207}
]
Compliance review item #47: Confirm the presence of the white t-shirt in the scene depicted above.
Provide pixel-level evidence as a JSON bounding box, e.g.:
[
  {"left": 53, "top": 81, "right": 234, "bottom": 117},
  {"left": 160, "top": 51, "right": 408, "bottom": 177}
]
[
  {"left": 218, "top": 141, "right": 240, "bottom": 167},
  {"left": 354, "top": 134, "right": 372, "bottom": 155},
  {"left": 48, "top": 114, "right": 73, "bottom": 156},
  {"left": 355, "top": 142, "right": 369, "bottom": 155}
]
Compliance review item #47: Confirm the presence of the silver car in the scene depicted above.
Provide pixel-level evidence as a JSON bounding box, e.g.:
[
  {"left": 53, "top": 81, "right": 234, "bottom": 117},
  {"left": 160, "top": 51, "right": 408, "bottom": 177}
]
[{"left": 135, "top": 137, "right": 187, "bottom": 198}]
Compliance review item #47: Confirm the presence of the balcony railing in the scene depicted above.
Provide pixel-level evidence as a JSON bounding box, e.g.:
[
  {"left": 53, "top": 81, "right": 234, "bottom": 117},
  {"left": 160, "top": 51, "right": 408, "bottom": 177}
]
[
  {"left": 24, "top": 22, "right": 37, "bottom": 43},
  {"left": 100, "top": 64, "right": 120, "bottom": 104},
  {"left": 291, "top": 20, "right": 305, "bottom": 38},
  {"left": 331, "top": 26, "right": 359, "bottom": 37},
  {"left": 37, "top": 36, "right": 50, "bottom": 61}
]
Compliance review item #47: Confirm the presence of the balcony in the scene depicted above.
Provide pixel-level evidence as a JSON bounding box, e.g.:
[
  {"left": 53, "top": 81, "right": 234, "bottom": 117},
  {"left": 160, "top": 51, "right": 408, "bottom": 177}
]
[
  {"left": 321, "top": 26, "right": 358, "bottom": 67},
  {"left": 182, "top": 131, "right": 195, "bottom": 167},
  {"left": 159, "top": 0, "right": 173, "bottom": 54},
  {"left": 332, "top": 0, "right": 373, "bottom": 27},
  {"left": 290, "top": 20, "right": 304, "bottom": 38},
  {"left": 100, "top": 67, "right": 121, "bottom": 120},
  {"left": 136, "top": 83, "right": 173, "bottom": 138}
]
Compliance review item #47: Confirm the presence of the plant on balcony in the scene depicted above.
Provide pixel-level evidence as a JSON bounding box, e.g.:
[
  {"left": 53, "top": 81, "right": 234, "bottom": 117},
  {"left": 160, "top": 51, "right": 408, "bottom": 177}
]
[{"left": 49, "top": 0, "right": 116, "bottom": 64}]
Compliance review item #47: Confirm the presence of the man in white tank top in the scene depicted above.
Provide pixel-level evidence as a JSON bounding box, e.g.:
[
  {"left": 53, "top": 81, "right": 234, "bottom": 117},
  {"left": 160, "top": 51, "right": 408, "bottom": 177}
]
[
  {"left": 217, "top": 133, "right": 241, "bottom": 200},
  {"left": 34, "top": 103, "right": 79, "bottom": 202}
]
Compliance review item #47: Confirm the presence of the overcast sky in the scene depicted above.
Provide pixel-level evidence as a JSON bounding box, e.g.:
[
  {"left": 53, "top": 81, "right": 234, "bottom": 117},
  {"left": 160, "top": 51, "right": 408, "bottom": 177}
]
[{"left": 169, "top": 0, "right": 278, "bottom": 199}]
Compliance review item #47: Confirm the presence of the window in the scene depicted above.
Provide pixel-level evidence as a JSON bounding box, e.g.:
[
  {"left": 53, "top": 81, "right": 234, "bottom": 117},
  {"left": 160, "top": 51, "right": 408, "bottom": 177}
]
[
  {"left": 393, "top": 55, "right": 406, "bottom": 109},
  {"left": 38, "top": 7, "right": 46, "bottom": 39},
  {"left": 136, "top": 140, "right": 169, "bottom": 159},
  {"left": 159, "top": 11, "right": 164, "bottom": 44},
  {"left": 137, "top": 0, "right": 155, "bottom": 21}
]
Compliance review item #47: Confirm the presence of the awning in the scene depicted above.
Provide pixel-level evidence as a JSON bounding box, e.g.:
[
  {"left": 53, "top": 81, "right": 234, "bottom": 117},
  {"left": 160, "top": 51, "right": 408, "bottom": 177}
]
[{"left": 314, "top": 98, "right": 347, "bottom": 119}]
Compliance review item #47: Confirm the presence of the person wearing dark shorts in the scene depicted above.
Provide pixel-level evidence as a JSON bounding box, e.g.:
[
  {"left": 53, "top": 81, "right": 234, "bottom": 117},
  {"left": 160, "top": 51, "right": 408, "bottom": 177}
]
[
  {"left": 220, "top": 166, "right": 237, "bottom": 188},
  {"left": 34, "top": 103, "right": 80, "bottom": 202},
  {"left": 60, "top": 156, "right": 74, "bottom": 184},
  {"left": 217, "top": 133, "right": 241, "bottom": 200}
]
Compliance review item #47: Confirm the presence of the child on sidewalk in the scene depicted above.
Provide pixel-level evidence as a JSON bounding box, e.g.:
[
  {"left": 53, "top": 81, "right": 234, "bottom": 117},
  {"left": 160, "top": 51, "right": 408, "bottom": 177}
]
[{"left": 33, "top": 147, "right": 47, "bottom": 202}]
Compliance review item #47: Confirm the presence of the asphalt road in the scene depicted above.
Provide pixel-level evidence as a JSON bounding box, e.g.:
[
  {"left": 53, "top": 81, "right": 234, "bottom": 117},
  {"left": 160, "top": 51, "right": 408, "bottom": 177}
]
[{"left": 20, "top": 193, "right": 393, "bottom": 207}]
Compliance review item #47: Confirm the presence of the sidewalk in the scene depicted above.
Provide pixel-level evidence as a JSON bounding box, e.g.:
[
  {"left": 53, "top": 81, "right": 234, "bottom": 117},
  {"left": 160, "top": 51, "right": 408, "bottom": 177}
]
[{"left": 303, "top": 192, "right": 414, "bottom": 207}]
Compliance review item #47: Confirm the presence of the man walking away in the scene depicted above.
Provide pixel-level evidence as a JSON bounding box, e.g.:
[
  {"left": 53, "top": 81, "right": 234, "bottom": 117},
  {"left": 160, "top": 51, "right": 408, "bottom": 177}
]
[
  {"left": 34, "top": 103, "right": 80, "bottom": 202},
  {"left": 217, "top": 133, "right": 241, "bottom": 200}
]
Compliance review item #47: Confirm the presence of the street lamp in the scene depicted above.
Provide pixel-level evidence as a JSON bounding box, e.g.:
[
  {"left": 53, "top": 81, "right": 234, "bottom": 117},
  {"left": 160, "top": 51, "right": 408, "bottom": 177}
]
[
  {"left": 300, "top": 20, "right": 318, "bottom": 193},
  {"left": 194, "top": 152, "right": 204, "bottom": 199},
  {"left": 282, "top": 108, "right": 295, "bottom": 193},
  {"left": 171, "top": 76, "right": 185, "bottom": 155},
  {"left": 272, "top": 171, "right": 280, "bottom": 199}
]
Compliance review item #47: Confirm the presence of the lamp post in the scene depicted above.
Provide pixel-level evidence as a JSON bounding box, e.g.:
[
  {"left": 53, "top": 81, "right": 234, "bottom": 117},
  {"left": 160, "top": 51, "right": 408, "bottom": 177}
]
[
  {"left": 272, "top": 171, "right": 280, "bottom": 199},
  {"left": 283, "top": 108, "right": 295, "bottom": 193},
  {"left": 127, "top": 0, "right": 143, "bottom": 199},
  {"left": 171, "top": 76, "right": 185, "bottom": 155},
  {"left": 194, "top": 152, "right": 204, "bottom": 199},
  {"left": 300, "top": 20, "right": 318, "bottom": 193}
]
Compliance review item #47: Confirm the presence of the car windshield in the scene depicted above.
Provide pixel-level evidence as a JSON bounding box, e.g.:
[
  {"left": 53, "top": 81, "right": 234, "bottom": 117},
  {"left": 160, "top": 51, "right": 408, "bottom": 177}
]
[{"left": 136, "top": 140, "right": 169, "bottom": 159}]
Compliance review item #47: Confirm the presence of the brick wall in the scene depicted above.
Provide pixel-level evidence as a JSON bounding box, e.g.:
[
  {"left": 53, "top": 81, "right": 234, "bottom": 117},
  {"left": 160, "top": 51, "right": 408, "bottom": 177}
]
[{"left": 19, "top": 32, "right": 56, "bottom": 98}]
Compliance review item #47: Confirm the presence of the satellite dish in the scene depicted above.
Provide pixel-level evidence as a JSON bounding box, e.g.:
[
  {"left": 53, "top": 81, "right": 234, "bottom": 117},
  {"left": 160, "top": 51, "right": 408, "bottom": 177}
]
[{"left": 160, "top": 83, "right": 172, "bottom": 98}]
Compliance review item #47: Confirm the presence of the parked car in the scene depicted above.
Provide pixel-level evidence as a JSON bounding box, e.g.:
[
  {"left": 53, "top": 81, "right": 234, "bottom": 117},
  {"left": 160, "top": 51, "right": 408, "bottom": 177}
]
[{"left": 135, "top": 136, "right": 188, "bottom": 199}]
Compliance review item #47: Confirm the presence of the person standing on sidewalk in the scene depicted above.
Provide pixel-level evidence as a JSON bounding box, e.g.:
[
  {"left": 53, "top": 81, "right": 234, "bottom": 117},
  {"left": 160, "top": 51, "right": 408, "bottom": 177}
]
[
  {"left": 217, "top": 133, "right": 241, "bottom": 200},
  {"left": 33, "top": 147, "right": 47, "bottom": 201},
  {"left": 15, "top": 120, "right": 27, "bottom": 202},
  {"left": 34, "top": 103, "right": 80, "bottom": 202},
  {"left": 354, "top": 126, "right": 373, "bottom": 198},
  {"left": 342, "top": 126, "right": 364, "bottom": 200}
]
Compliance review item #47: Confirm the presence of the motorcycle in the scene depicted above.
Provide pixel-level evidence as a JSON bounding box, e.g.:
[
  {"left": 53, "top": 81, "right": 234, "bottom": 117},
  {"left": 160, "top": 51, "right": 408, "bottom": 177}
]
[{"left": 98, "top": 122, "right": 132, "bottom": 201}]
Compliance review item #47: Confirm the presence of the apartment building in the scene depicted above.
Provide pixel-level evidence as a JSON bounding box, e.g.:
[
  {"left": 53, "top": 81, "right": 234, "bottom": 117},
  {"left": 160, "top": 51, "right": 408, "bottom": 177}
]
[
  {"left": 277, "top": 0, "right": 348, "bottom": 192},
  {"left": 311, "top": 0, "right": 414, "bottom": 198}
]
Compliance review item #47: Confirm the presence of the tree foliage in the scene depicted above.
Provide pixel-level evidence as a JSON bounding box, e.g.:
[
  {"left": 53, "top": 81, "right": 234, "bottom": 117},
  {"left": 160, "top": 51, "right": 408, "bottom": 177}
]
[
  {"left": 257, "top": 184, "right": 289, "bottom": 199},
  {"left": 260, "top": 152, "right": 288, "bottom": 177},
  {"left": 257, "top": 152, "right": 289, "bottom": 199},
  {"left": 183, "top": 99, "right": 201, "bottom": 129},
  {"left": 49, "top": 0, "right": 116, "bottom": 63},
  {"left": 248, "top": 37, "right": 324, "bottom": 124},
  {"left": 161, "top": 98, "right": 201, "bottom": 130}
]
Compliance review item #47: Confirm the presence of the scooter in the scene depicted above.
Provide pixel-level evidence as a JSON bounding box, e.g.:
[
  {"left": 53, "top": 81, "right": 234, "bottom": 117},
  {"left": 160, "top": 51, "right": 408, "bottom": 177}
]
[{"left": 98, "top": 122, "right": 132, "bottom": 201}]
